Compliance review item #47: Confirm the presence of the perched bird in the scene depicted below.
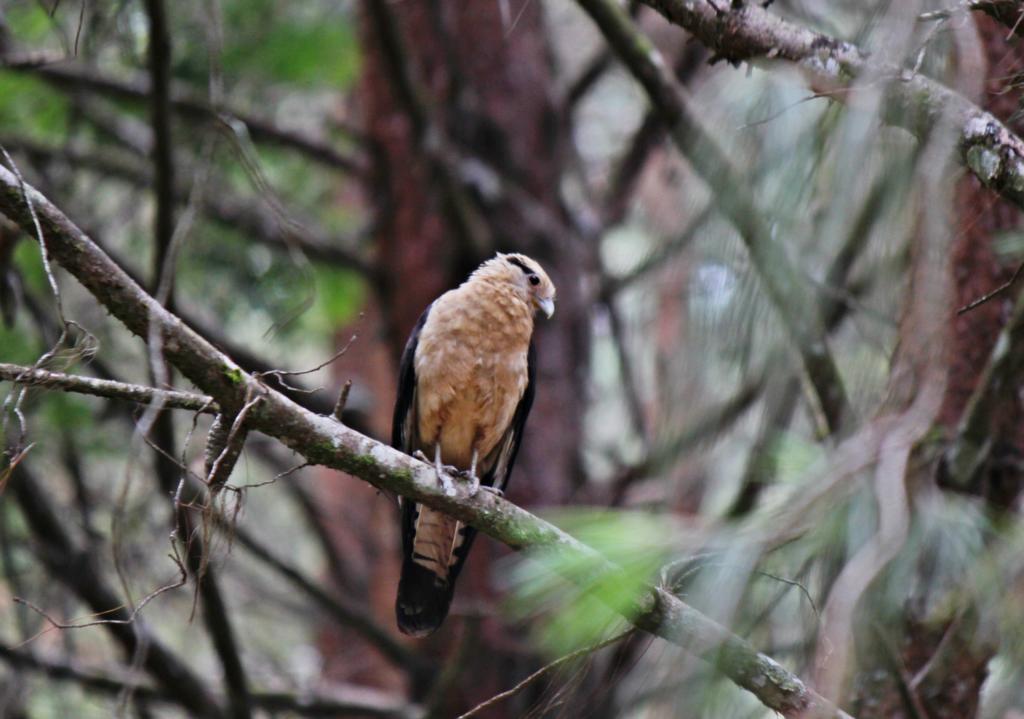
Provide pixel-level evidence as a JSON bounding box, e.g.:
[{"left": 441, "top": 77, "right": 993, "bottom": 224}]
[{"left": 392, "top": 253, "right": 555, "bottom": 636}]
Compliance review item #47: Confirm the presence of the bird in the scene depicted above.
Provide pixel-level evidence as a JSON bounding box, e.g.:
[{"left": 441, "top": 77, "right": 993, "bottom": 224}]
[{"left": 392, "top": 252, "right": 555, "bottom": 637}]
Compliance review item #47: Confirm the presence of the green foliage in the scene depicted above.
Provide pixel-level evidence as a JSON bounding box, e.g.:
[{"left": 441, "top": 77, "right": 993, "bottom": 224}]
[
  {"left": 304, "top": 265, "right": 364, "bottom": 334},
  {"left": 0, "top": 324, "right": 40, "bottom": 365},
  {"left": 0, "top": 71, "right": 69, "bottom": 141},
  {"left": 198, "top": 1, "right": 361, "bottom": 89},
  {"left": 231, "top": 19, "right": 359, "bottom": 87},
  {"left": 507, "top": 510, "right": 670, "bottom": 654},
  {"left": 12, "top": 239, "right": 46, "bottom": 295},
  {"left": 5, "top": 3, "right": 55, "bottom": 44}
]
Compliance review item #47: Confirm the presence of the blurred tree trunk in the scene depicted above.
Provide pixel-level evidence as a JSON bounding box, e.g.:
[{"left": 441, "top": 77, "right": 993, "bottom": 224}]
[
  {"left": 848, "top": 14, "right": 1022, "bottom": 718},
  {"left": 317, "top": 2, "right": 588, "bottom": 714}
]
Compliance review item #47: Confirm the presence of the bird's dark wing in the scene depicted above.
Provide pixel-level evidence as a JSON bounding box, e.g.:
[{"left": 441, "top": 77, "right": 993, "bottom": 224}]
[
  {"left": 395, "top": 304, "right": 452, "bottom": 636},
  {"left": 391, "top": 304, "right": 430, "bottom": 452}
]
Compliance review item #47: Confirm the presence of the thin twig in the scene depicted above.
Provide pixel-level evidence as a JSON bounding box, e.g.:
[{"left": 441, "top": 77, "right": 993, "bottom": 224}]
[
  {"left": 2, "top": 61, "right": 366, "bottom": 172},
  {"left": 12, "top": 552, "right": 186, "bottom": 648},
  {"left": 333, "top": 379, "right": 353, "bottom": 422},
  {"left": 956, "top": 260, "right": 1024, "bottom": 314},
  {"left": 257, "top": 331, "right": 360, "bottom": 382},
  {"left": 456, "top": 629, "right": 635, "bottom": 719}
]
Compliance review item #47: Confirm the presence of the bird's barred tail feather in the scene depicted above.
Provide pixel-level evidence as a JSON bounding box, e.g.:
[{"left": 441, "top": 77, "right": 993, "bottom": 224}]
[{"left": 396, "top": 501, "right": 480, "bottom": 636}]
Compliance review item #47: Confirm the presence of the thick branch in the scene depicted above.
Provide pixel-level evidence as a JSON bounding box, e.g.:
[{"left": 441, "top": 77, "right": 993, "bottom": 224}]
[
  {"left": 145, "top": 0, "right": 175, "bottom": 298},
  {"left": 0, "top": 168, "right": 846, "bottom": 717},
  {"left": 0, "top": 362, "right": 217, "bottom": 412},
  {"left": 639, "top": 0, "right": 1024, "bottom": 210}
]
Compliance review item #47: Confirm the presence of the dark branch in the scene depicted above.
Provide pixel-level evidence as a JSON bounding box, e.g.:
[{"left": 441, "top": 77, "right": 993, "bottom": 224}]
[
  {"left": 0, "top": 135, "right": 377, "bottom": 278},
  {"left": 7, "top": 464, "right": 223, "bottom": 718}
]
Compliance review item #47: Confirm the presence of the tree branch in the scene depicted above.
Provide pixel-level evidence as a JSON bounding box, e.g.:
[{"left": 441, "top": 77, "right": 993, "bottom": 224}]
[
  {"left": 0, "top": 167, "right": 847, "bottom": 717},
  {"left": 0, "top": 362, "right": 217, "bottom": 412},
  {"left": 1, "top": 356, "right": 412, "bottom": 673},
  {"left": 638, "top": 0, "right": 1024, "bottom": 211},
  {"left": 229, "top": 520, "right": 424, "bottom": 674},
  {"left": 943, "top": 281, "right": 1024, "bottom": 489}
]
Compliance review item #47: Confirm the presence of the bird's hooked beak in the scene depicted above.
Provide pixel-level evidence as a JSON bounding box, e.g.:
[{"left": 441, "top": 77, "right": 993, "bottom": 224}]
[{"left": 536, "top": 296, "right": 555, "bottom": 319}]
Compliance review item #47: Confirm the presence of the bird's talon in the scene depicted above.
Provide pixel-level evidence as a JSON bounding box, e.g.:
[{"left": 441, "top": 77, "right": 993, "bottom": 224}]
[
  {"left": 479, "top": 485, "right": 504, "bottom": 497},
  {"left": 413, "top": 450, "right": 431, "bottom": 463},
  {"left": 453, "top": 469, "right": 481, "bottom": 496}
]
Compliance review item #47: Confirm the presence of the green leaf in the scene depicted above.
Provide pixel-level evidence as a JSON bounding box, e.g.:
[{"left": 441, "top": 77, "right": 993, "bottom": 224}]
[
  {"left": 0, "top": 71, "right": 69, "bottom": 140},
  {"left": 505, "top": 510, "right": 670, "bottom": 654},
  {"left": 223, "top": 16, "right": 360, "bottom": 88}
]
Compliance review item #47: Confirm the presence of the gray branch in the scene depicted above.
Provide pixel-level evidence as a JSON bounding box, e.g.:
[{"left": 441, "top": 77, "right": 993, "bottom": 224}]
[
  {"left": 0, "top": 167, "right": 848, "bottom": 717},
  {"left": 0, "top": 362, "right": 218, "bottom": 413}
]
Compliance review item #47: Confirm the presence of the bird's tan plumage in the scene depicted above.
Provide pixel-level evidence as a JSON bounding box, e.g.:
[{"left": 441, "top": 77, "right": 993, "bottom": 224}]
[{"left": 393, "top": 253, "right": 555, "bottom": 636}]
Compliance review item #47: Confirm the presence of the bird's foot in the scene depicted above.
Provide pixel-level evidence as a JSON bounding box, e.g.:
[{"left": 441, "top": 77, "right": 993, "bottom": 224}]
[
  {"left": 436, "top": 463, "right": 461, "bottom": 497},
  {"left": 413, "top": 450, "right": 431, "bottom": 463},
  {"left": 454, "top": 469, "right": 481, "bottom": 497},
  {"left": 478, "top": 485, "right": 504, "bottom": 498}
]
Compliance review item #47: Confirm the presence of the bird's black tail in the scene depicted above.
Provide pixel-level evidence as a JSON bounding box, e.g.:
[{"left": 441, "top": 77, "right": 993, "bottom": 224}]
[{"left": 395, "top": 558, "right": 455, "bottom": 637}]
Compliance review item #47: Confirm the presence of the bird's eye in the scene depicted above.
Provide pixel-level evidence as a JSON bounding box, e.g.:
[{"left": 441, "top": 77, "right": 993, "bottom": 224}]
[{"left": 529, "top": 274, "right": 540, "bottom": 286}]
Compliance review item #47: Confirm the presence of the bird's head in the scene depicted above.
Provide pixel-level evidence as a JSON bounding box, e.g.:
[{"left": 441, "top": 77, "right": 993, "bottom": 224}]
[{"left": 475, "top": 252, "right": 556, "bottom": 318}]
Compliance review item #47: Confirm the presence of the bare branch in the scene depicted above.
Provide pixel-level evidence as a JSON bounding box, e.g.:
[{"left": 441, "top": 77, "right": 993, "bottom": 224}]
[
  {"left": 0, "top": 135, "right": 377, "bottom": 277},
  {"left": 228, "top": 519, "right": 424, "bottom": 673},
  {"left": 0, "top": 362, "right": 218, "bottom": 412},
  {"left": 7, "top": 463, "right": 222, "bottom": 718},
  {"left": 457, "top": 629, "right": 634, "bottom": 719},
  {"left": 943, "top": 280, "right": 1024, "bottom": 488}
]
